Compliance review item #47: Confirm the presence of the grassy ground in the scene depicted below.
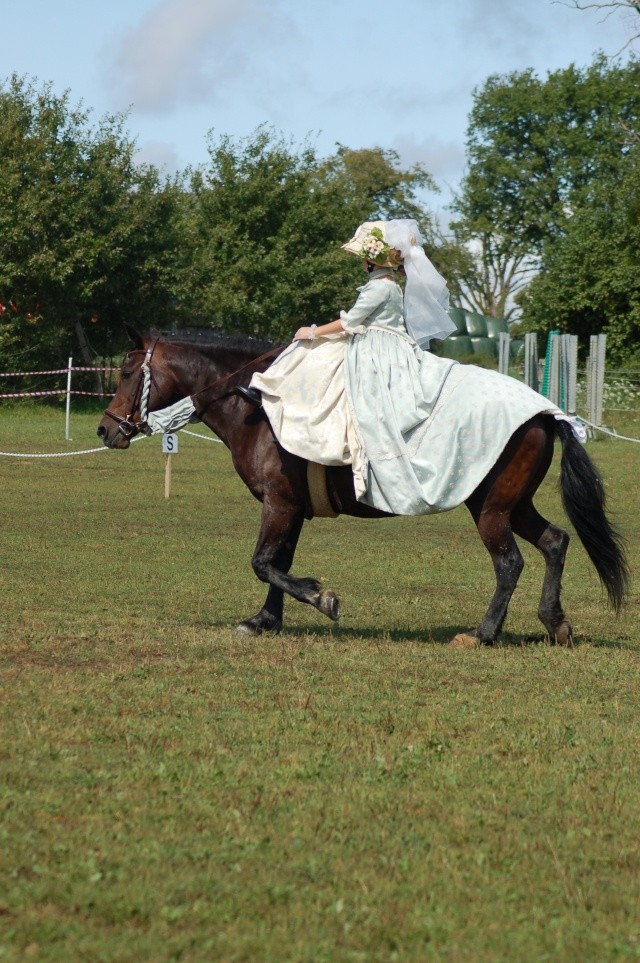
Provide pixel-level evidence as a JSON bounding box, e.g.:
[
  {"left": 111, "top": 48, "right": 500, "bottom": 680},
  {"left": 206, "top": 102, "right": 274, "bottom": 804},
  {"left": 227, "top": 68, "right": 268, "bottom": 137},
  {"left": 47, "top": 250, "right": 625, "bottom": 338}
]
[{"left": 1, "top": 404, "right": 639, "bottom": 962}]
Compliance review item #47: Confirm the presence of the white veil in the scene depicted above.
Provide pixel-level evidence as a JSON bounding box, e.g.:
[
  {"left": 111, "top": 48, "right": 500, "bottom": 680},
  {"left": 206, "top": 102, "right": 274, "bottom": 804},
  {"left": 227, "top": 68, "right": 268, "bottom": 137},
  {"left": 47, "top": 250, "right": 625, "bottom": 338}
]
[{"left": 384, "top": 219, "right": 457, "bottom": 348}]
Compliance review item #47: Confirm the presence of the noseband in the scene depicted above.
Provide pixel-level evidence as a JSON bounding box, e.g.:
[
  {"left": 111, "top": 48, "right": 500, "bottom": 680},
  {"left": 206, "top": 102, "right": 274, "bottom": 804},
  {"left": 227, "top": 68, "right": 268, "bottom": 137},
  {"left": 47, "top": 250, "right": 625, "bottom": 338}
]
[{"left": 104, "top": 339, "right": 159, "bottom": 439}]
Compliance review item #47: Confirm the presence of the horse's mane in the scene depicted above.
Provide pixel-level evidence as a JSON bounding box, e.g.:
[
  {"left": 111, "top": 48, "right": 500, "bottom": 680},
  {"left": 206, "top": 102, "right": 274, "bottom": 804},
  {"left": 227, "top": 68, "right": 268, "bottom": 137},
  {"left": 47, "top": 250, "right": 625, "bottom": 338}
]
[{"left": 155, "top": 328, "right": 282, "bottom": 360}]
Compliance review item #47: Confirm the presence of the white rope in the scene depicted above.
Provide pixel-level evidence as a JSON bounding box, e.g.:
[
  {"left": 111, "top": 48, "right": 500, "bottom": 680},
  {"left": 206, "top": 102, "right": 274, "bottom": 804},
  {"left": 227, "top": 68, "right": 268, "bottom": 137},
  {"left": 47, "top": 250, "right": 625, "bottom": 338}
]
[
  {"left": 0, "top": 436, "right": 148, "bottom": 459},
  {"left": 0, "top": 428, "right": 223, "bottom": 458},
  {"left": 579, "top": 418, "right": 640, "bottom": 444},
  {"left": 182, "top": 429, "right": 222, "bottom": 444}
]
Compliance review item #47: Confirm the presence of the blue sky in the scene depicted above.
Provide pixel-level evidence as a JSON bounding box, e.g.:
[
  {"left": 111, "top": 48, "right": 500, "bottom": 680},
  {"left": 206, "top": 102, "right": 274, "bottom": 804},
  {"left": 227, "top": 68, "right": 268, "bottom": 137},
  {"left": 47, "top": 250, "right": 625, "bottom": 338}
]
[{"left": 4, "top": 0, "right": 637, "bottom": 224}]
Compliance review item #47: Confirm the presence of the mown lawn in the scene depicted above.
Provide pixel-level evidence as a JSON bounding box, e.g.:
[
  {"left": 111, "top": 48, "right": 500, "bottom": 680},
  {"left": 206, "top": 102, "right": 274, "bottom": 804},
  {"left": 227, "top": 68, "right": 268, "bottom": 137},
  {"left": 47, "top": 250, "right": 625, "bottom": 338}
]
[{"left": 1, "top": 404, "right": 639, "bottom": 962}]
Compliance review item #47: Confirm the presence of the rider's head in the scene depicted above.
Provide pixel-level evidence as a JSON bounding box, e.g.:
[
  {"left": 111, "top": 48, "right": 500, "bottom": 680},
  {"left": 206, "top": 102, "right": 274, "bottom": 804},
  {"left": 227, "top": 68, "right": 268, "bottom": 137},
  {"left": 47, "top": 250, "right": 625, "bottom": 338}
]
[{"left": 342, "top": 222, "right": 403, "bottom": 272}]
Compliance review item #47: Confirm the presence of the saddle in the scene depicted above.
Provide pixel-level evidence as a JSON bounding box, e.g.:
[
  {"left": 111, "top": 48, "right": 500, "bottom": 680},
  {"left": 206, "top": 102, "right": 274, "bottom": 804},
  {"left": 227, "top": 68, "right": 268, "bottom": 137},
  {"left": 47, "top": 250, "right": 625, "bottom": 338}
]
[{"left": 307, "top": 462, "right": 339, "bottom": 518}]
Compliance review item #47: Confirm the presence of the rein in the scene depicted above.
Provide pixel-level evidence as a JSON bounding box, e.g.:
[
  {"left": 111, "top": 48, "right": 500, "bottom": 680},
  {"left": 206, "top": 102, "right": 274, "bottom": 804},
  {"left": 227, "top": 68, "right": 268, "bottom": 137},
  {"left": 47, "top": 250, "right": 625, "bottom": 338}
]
[
  {"left": 103, "top": 340, "right": 286, "bottom": 439},
  {"left": 189, "top": 344, "right": 285, "bottom": 411}
]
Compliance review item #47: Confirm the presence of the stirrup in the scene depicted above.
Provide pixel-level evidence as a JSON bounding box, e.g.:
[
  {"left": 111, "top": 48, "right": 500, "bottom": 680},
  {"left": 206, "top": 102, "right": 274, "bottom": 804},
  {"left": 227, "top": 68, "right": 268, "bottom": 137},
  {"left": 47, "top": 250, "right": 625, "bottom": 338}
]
[{"left": 236, "top": 385, "right": 262, "bottom": 407}]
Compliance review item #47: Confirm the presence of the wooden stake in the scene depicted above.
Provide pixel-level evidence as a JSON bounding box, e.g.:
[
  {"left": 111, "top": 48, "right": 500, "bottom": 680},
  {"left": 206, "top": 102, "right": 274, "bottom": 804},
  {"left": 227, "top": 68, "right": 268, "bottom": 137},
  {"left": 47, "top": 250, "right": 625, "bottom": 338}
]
[{"left": 164, "top": 453, "right": 172, "bottom": 499}]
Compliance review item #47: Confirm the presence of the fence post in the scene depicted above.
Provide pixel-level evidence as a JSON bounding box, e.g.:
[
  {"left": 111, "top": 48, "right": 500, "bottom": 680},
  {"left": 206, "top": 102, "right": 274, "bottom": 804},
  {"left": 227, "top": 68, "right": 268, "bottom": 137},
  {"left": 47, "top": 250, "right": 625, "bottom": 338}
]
[
  {"left": 596, "top": 334, "right": 606, "bottom": 426},
  {"left": 498, "top": 332, "right": 510, "bottom": 375},
  {"left": 566, "top": 335, "right": 578, "bottom": 415},
  {"left": 524, "top": 333, "right": 539, "bottom": 391},
  {"left": 65, "top": 357, "right": 73, "bottom": 440},
  {"left": 547, "top": 334, "right": 560, "bottom": 407},
  {"left": 586, "top": 334, "right": 606, "bottom": 427}
]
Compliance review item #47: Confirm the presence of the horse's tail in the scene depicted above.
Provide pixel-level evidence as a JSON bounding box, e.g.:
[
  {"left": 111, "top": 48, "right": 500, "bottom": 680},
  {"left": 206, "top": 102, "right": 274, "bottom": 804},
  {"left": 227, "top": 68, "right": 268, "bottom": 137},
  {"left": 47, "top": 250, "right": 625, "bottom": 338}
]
[{"left": 555, "top": 419, "right": 629, "bottom": 612}]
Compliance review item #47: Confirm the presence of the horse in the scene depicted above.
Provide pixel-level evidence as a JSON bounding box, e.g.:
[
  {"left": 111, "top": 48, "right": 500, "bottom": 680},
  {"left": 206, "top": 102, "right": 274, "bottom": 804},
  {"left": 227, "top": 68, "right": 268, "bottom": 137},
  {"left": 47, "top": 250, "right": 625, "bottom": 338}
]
[{"left": 97, "top": 328, "right": 629, "bottom": 647}]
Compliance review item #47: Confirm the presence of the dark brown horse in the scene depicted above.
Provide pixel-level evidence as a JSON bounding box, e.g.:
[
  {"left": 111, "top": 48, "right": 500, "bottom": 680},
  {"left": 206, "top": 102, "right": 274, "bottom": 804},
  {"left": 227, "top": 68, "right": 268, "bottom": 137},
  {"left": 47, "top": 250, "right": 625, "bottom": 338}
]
[{"left": 97, "top": 329, "right": 628, "bottom": 646}]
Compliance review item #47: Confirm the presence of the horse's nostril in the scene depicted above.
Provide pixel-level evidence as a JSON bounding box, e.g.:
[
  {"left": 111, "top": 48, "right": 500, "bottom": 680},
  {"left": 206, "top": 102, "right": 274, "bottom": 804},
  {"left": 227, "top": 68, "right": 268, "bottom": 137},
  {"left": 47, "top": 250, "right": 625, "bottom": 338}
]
[{"left": 97, "top": 425, "right": 106, "bottom": 438}]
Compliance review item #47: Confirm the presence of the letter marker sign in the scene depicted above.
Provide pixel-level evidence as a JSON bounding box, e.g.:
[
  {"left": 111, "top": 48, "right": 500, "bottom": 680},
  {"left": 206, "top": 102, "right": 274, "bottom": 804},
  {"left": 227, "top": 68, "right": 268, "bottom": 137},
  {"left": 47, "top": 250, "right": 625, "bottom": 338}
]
[{"left": 162, "top": 432, "right": 178, "bottom": 498}]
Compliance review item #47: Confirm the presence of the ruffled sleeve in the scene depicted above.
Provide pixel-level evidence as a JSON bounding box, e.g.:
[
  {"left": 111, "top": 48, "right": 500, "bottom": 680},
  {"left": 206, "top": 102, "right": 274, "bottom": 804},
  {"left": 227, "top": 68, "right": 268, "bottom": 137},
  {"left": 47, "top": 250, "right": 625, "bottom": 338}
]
[{"left": 340, "top": 281, "right": 390, "bottom": 335}]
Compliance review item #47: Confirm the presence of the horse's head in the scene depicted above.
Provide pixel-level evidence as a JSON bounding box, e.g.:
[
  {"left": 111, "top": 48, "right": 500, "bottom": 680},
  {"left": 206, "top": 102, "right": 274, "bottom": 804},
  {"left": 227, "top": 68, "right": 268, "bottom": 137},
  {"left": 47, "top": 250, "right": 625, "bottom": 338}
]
[{"left": 97, "top": 327, "right": 171, "bottom": 448}]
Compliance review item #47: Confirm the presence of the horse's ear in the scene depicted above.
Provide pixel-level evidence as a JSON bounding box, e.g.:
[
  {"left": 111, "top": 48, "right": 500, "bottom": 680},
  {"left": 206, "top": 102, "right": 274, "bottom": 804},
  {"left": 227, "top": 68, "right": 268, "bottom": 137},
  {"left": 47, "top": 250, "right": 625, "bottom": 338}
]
[{"left": 125, "top": 325, "right": 145, "bottom": 350}]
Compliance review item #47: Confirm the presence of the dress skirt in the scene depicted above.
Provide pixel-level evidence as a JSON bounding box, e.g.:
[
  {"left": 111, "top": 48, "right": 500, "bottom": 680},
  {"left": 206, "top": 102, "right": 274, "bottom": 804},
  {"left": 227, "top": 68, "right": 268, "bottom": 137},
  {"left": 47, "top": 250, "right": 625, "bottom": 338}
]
[{"left": 251, "top": 328, "right": 562, "bottom": 516}]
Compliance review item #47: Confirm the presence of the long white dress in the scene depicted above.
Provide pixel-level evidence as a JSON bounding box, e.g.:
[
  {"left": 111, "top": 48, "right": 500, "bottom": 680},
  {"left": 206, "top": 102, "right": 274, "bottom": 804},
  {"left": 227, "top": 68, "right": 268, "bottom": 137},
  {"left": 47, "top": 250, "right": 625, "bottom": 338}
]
[{"left": 251, "top": 270, "right": 563, "bottom": 515}]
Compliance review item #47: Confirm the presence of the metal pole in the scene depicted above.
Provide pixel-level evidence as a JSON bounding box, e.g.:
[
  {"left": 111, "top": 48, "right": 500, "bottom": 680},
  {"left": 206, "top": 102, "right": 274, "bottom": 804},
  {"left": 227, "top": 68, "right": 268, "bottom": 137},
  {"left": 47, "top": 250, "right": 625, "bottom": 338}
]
[{"left": 65, "top": 357, "right": 72, "bottom": 440}]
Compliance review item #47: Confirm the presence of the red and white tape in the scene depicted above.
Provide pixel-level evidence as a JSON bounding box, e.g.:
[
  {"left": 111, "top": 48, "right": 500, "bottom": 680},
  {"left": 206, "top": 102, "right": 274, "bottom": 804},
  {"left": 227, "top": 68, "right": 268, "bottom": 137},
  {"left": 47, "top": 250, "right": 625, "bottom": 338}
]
[
  {"left": 0, "top": 365, "right": 117, "bottom": 377},
  {"left": 0, "top": 389, "right": 110, "bottom": 399}
]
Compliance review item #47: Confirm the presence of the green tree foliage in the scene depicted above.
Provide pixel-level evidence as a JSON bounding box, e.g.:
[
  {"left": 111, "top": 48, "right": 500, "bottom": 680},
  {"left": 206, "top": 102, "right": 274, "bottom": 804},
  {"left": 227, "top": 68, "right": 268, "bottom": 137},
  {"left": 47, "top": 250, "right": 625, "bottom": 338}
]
[
  {"left": 455, "top": 57, "right": 640, "bottom": 252},
  {"left": 177, "top": 127, "right": 440, "bottom": 342},
  {"left": 0, "top": 75, "right": 183, "bottom": 369},
  {"left": 519, "top": 142, "right": 640, "bottom": 362},
  {"left": 451, "top": 57, "right": 640, "bottom": 351},
  {"left": 0, "top": 79, "right": 451, "bottom": 368}
]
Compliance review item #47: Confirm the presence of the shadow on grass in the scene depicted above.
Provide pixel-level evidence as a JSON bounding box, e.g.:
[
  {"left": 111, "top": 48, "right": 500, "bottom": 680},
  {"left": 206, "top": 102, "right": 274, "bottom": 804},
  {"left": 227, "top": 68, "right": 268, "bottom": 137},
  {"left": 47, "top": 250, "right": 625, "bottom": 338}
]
[{"left": 197, "top": 619, "right": 561, "bottom": 648}]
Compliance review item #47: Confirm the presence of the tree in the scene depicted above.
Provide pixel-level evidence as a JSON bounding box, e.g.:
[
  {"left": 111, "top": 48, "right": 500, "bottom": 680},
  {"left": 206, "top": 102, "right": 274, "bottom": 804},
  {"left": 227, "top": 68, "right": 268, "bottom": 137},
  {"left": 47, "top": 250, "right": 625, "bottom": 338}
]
[
  {"left": 439, "top": 230, "right": 538, "bottom": 321},
  {"left": 453, "top": 58, "right": 640, "bottom": 254},
  {"left": 177, "top": 127, "right": 442, "bottom": 342},
  {"left": 0, "top": 75, "right": 184, "bottom": 370},
  {"left": 564, "top": 0, "right": 640, "bottom": 50},
  {"left": 450, "top": 57, "right": 640, "bottom": 345},
  {"left": 517, "top": 143, "right": 640, "bottom": 362}
]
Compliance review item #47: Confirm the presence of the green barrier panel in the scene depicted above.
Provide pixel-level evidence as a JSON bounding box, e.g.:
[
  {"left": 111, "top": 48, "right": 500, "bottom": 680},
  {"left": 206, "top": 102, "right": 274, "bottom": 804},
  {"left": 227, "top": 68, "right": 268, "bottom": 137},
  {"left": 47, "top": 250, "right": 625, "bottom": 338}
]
[{"left": 541, "top": 330, "right": 560, "bottom": 398}]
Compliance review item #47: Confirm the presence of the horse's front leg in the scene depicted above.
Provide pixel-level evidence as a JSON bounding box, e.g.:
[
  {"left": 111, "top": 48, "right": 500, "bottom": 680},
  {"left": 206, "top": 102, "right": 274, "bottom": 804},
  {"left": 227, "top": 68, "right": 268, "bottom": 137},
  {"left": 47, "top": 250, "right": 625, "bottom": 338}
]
[
  {"left": 236, "top": 511, "right": 303, "bottom": 636},
  {"left": 236, "top": 500, "right": 340, "bottom": 636}
]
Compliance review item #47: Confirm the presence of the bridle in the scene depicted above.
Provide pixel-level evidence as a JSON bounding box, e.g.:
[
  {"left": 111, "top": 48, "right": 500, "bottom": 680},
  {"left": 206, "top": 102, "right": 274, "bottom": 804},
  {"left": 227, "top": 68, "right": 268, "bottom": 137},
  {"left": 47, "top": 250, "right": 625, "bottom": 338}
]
[
  {"left": 104, "top": 339, "right": 159, "bottom": 439},
  {"left": 103, "top": 339, "right": 285, "bottom": 439}
]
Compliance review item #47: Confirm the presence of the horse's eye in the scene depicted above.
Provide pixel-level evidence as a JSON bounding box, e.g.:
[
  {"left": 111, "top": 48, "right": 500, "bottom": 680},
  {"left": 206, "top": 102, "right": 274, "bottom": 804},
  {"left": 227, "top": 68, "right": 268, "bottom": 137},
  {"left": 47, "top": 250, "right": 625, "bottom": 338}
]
[{"left": 121, "top": 371, "right": 132, "bottom": 380}]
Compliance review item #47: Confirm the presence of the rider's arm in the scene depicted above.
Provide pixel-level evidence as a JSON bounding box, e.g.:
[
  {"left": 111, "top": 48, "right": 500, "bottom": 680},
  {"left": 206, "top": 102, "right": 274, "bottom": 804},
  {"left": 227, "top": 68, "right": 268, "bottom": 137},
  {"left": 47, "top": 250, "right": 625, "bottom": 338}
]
[
  {"left": 294, "top": 281, "right": 389, "bottom": 341},
  {"left": 293, "top": 319, "right": 343, "bottom": 340}
]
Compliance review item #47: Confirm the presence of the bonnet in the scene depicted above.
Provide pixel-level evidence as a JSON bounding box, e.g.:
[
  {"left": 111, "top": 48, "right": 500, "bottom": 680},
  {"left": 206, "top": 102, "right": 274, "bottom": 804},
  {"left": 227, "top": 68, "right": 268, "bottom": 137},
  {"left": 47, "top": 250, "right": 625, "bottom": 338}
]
[{"left": 342, "top": 219, "right": 457, "bottom": 348}]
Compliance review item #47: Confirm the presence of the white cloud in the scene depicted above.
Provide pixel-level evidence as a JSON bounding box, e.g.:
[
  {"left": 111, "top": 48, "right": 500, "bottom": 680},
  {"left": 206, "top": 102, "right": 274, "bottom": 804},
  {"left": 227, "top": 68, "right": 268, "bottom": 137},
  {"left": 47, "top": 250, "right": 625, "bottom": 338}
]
[
  {"left": 134, "top": 138, "right": 182, "bottom": 173},
  {"left": 107, "top": 0, "right": 274, "bottom": 113}
]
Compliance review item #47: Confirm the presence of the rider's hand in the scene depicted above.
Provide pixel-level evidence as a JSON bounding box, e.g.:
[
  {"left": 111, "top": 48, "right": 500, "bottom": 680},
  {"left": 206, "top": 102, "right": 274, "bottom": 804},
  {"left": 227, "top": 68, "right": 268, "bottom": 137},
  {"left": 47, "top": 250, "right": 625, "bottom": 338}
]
[{"left": 294, "top": 326, "right": 316, "bottom": 341}]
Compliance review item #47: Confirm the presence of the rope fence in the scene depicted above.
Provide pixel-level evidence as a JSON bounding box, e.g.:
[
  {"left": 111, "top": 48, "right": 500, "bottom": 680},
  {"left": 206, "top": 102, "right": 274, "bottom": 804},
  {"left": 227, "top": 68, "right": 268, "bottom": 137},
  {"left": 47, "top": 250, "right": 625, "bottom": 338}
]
[
  {"left": 0, "top": 389, "right": 112, "bottom": 399},
  {"left": 0, "top": 365, "right": 115, "bottom": 378},
  {"left": 1, "top": 351, "right": 639, "bottom": 457},
  {"left": 0, "top": 432, "right": 222, "bottom": 459}
]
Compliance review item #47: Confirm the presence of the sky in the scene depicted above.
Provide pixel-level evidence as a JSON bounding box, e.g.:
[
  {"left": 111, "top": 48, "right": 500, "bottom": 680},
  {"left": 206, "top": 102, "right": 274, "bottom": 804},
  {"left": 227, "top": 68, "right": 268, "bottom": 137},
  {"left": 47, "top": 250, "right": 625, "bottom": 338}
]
[{"left": 3, "top": 0, "right": 638, "bottom": 226}]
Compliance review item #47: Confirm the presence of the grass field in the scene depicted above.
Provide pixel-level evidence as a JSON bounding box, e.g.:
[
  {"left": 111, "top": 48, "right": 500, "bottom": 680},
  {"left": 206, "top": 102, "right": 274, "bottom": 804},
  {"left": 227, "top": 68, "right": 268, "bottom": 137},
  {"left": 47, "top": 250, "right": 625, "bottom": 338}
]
[{"left": 1, "top": 403, "right": 639, "bottom": 962}]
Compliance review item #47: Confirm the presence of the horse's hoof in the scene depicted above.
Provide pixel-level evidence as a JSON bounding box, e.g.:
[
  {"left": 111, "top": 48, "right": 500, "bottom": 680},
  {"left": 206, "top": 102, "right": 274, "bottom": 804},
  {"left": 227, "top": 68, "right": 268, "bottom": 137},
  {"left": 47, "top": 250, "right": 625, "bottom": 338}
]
[
  {"left": 316, "top": 590, "right": 340, "bottom": 621},
  {"left": 551, "top": 622, "right": 573, "bottom": 647},
  {"left": 235, "top": 621, "right": 262, "bottom": 637},
  {"left": 448, "top": 633, "right": 479, "bottom": 649}
]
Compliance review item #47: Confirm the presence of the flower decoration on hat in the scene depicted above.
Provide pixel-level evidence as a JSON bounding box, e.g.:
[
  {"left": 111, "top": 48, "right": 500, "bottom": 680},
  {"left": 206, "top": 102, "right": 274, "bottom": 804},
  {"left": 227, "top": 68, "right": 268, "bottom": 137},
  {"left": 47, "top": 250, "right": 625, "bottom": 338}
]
[{"left": 342, "top": 221, "right": 402, "bottom": 267}]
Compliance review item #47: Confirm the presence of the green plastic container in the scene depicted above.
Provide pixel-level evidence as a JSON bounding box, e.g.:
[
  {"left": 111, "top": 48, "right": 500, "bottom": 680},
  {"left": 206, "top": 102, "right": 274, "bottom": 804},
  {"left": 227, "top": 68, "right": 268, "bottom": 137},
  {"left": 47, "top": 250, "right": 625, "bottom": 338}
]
[
  {"left": 447, "top": 306, "right": 468, "bottom": 335},
  {"left": 440, "top": 335, "right": 473, "bottom": 359},
  {"left": 464, "top": 311, "right": 488, "bottom": 337},
  {"left": 485, "top": 316, "right": 509, "bottom": 338},
  {"left": 471, "top": 336, "right": 497, "bottom": 358}
]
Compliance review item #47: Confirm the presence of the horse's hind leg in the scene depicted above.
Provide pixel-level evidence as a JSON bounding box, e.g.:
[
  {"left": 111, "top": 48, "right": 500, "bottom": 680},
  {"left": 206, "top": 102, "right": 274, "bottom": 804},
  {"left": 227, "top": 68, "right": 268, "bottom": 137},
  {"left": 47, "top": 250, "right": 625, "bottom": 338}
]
[
  {"left": 512, "top": 500, "right": 572, "bottom": 646},
  {"left": 470, "top": 511, "right": 525, "bottom": 645}
]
